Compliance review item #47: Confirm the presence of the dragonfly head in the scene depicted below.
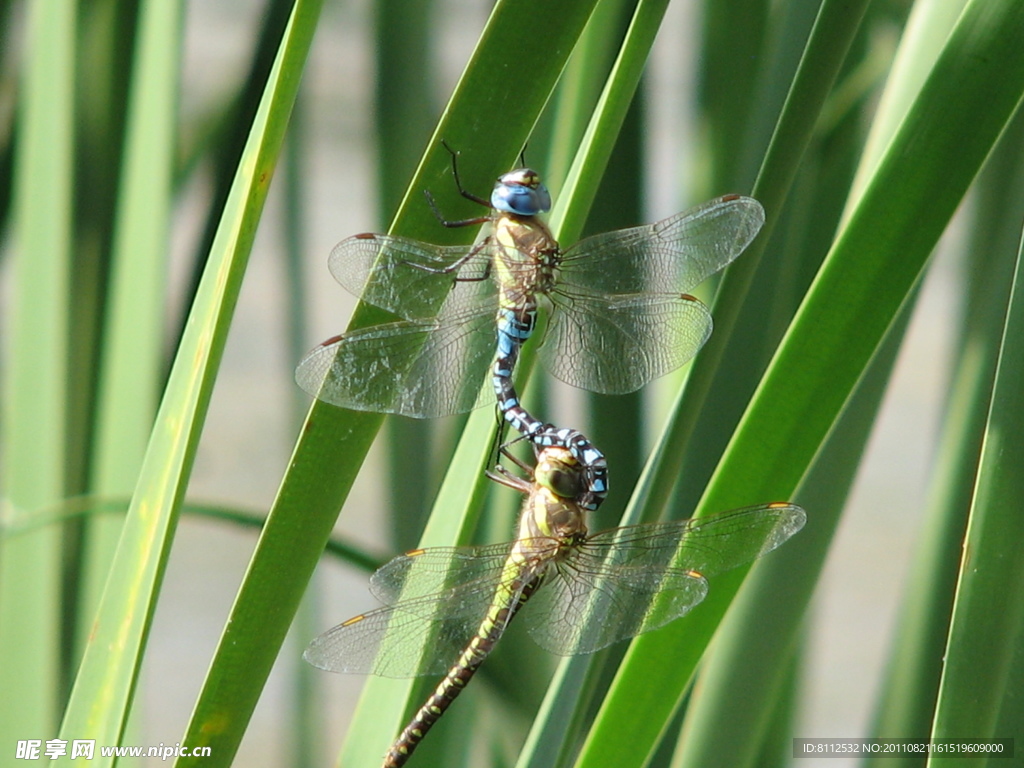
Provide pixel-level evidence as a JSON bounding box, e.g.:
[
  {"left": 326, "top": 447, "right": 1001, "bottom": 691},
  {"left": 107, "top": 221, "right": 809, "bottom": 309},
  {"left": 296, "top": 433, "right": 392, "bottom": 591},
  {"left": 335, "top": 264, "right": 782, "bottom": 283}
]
[
  {"left": 492, "top": 169, "right": 551, "bottom": 216},
  {"left": 534, "top": 446, "right": 583, "bottom": 500}
]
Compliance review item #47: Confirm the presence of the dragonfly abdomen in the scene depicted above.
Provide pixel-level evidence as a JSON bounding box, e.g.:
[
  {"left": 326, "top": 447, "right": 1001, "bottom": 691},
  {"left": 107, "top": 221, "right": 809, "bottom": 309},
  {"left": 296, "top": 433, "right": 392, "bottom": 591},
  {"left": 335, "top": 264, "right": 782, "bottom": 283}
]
[
  {"left": 491, "top": 313, "right": 608, "bottom": 510},
  {"left": 383, "top": 574, "right": 543, "bottom": 768},
  {"left": 492, "top": 304, "right": 536, "bottom": 414}
]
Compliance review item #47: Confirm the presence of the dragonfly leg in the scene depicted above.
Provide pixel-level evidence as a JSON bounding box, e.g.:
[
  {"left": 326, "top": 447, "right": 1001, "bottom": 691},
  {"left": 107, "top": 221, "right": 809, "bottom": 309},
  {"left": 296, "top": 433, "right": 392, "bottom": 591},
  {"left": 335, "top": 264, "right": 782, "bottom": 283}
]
[
  {"left": 402, "top": 237, "right": 494, "bottom": 283},
  {"left": 422, "top": 141, "right": 494, "bottom": 227},
  {"left": 486, "top": 436, "right": 535, "bottom": 492},
  {"left": 423, "top": 188, "right": 491, "bottom": 228},
  {"left": 440, "top": 139, "right": 492, "bottom": 207}
]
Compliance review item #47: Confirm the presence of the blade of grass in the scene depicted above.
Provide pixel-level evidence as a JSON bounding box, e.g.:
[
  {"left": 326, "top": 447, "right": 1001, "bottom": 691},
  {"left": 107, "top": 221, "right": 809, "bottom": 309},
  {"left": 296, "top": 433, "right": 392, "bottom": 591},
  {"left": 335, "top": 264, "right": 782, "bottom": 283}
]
[
  {"left": 507, "top": 1, "right": 701, "bottom": 763},
  {"left": 374, "top": 0, "right": 433, "bottom": 221},
  {"left": 699, "top": 0, "right": 768, "bottom": 190},
  {"left": 5, "top": 495, "right": 385, "bottom": 574},
  {"left": 541, "top": 0, "right": 635, "bottom": 187},
  {"left": 512, "top": 1, "right": 870, "bottom": 762},
  {"left": 675, "top": 0, "right": 975, "bottom": 760},
  {"left": 375, "top": 0, "right": 439, "bottom": 547},
  {"left": 555, "top": 0, "right": 669, "bottom": 244},
  {"left": 845, "top": 0, "right": 969, "bottom": 210},
  {"left": 281, "top": 91, "right": 318, "bottom": 768},
  {"left": 673, "top": 287, "right": 915, "bottom": 768},
  {"left": 574, "top": 2, "right": 1024, "bottom": 766},
  {"left": 76, "top": 0, "right": 181, "bottom": 659},
  {"left": 869, "top": 109, "right": 1024, "bottom": 756},
  {"left": 176, "top": 2, "right": 601, "bottom": 766},
  {"left": 64, "top": 3, "right": 139, "bottom": 507},
  {"left": 177, "top": 0, "right": 296, "bottom": 335},
  {"left": 732, "top": 0, "right": 823, "bottom": 194},
  {"left": 929, "top": 226, "right": 1024, "bottom": 756},
  {"left": 658, "top": 0, "right": 872, "bottom": 525},
  {"left": 0, "top": 0, "right": 75, "bottom": 744},
  {"left": 582, "top": 99, "right": 645, "bottom": 531},
  {"left": 57, "top": 2, "right": 322, "bottom": 761}
]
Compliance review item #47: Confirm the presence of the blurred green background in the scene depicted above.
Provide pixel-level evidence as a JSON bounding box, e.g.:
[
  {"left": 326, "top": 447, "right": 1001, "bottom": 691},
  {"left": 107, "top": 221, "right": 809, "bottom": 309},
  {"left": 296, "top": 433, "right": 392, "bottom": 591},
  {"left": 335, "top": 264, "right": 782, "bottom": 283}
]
[{"left": 2, "top": 0, "right": 1023, "bottom": 767}]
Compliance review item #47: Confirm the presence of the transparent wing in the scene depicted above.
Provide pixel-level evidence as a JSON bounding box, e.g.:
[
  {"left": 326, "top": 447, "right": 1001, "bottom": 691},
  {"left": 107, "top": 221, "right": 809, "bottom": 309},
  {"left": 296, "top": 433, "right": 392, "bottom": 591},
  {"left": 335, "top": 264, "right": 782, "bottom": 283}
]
[
  {"left": 328, "top": 233, "right": 496, "bottom": 320},
  {"left": 540, "top": 293, "right": 713, "bottom": 394},
  {"left": 295, "top": 301, "right": 498, "bottom": 418},
  {"left": 304, "top": 588, "right": 503, "bottom": 678},
  {"left": 556, "top": 196, "right": 765, "bottom": 297},
  {"left": 666, "top": 503, "right": 807, "bottom": 576},
  {"left": 368, "top": 541, "right": 522, "bottom": 605},
  {"left": 524, "top": 503, "right": 805, "bottom": 656},
  {"left": 305, "top": 540, "right": 552, "bottom": 678},
  {"left": 525, "top": 558, "right": 708, "bottom": 656}
]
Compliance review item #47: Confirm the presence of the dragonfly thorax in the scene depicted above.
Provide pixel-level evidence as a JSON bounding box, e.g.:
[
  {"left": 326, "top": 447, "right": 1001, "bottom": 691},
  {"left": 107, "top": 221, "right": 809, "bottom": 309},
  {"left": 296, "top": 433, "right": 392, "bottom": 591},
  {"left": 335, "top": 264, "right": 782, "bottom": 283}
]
[
  {"left": 492, "top": 215, "right": 560, "bottom": 303},
  {"left": 491, "top": 168, "right": 552, "bottom": 216}
]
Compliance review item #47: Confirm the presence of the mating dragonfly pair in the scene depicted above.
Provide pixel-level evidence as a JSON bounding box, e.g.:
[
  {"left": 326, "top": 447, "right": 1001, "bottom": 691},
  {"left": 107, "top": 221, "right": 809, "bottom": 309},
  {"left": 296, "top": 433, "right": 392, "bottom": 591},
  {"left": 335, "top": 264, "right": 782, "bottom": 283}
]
[{"left": 297, "top": 150, "right": 804, "bottom": 767}]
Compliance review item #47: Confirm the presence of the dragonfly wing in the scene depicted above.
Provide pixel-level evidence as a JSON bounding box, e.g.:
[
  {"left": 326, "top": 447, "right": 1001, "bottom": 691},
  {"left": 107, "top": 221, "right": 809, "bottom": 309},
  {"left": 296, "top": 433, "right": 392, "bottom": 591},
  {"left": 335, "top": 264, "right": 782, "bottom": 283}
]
[
  {"left": 524, "top": 559, "right": 708, "bottom": 655},
  {"left": 566, "top": 506, "right": 805, "bottom": 582},
  {"left": 328, "top": 233, "right": 494, "bottom": 320},
  {"left": 304, "top": 586, "right": 502, "bottom": 678},
  {"left": 557, "top": 196, "right": 765, "bottom": 296},
  {"left": 307, "top": 541, "right": 540, "bottom": 677},
  {"left": 295, "top": 305, "right": 496, "bottom": 418},
  {"left": 668, "top": 503, "right": 807, "bottom": 577},
  {"left": 368, "top": 542, "right": 517, "bottom": 606},
  {"left": 521, "top": 504, "right": 805, "bottom": 655},
  {"left": 541, "top": 293, "right": 712, "bottom": 394}
]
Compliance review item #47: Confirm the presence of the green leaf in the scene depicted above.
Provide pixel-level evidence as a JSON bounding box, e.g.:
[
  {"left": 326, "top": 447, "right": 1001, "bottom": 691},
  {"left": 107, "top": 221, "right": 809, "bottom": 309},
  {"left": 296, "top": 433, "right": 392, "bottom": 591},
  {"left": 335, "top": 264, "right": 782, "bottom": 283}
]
[
  {"left": 930, "top": 219, "right": 1024, "bottom": 754},
  {"left": 0, "top": 0, "right": 75, "bottom": 743},
  {"left": 56, "top": 2, "right": 323, "bottom": 762},
  {"left": 175, "top": 2, "right": 602, "bottom": 766},
  {"left": 868, "top": 101, "right": 1024, "bottom": 760},
  {"left": 77, "top": 0, "right": 181, "bottom": 662},
  {"left": 575, "top": 1, "right": 1024, "bottom": 766}
]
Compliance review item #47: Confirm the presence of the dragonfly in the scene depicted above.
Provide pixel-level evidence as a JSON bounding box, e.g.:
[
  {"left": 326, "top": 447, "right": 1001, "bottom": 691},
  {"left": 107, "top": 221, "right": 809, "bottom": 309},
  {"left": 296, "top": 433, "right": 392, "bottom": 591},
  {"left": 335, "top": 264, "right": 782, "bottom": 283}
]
[
  {"left": 304, "top": 447, "right": 805, "bottom": 768},
  {"left": 296, "top": 150, "right": 765, "bottom": 510}
]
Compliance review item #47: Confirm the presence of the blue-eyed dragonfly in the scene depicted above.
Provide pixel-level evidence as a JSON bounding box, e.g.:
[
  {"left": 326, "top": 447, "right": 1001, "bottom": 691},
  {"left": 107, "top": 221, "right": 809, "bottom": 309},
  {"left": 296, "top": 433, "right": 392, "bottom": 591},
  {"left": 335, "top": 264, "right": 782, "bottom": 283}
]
[{"left": 297, "top": 159, "right": 764, "bottom": 416}]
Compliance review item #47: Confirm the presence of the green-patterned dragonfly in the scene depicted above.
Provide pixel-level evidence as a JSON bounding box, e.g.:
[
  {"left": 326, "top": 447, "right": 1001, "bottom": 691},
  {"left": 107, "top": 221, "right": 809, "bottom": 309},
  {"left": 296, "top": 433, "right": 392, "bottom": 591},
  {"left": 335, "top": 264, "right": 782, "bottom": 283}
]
[{"left": 305, "top": 448, "right": 805, "bottom": 767}]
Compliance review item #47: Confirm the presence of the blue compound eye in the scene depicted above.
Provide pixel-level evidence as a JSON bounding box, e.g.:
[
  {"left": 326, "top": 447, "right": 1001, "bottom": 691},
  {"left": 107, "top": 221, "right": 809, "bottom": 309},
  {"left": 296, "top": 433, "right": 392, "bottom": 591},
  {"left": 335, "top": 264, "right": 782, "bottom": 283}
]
[{"left": 491, "top": 169, "right": 552, "bottom": 216}]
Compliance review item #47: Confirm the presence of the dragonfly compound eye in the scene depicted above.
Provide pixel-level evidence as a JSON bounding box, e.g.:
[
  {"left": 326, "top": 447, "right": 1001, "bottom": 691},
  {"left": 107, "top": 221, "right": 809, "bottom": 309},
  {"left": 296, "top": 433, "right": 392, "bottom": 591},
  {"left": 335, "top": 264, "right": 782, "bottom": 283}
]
[
  {"left": 533, "top": 446, "right": 581, "bottom": 499},
  {"left": 533, "top": 463, "right": 583, "bottom": 500},
  {"left": 491, "top": 169, "right": 552, "bottom": 216},
  {"left": 548, "top": 469, "right": 583, "bottom": 499}
]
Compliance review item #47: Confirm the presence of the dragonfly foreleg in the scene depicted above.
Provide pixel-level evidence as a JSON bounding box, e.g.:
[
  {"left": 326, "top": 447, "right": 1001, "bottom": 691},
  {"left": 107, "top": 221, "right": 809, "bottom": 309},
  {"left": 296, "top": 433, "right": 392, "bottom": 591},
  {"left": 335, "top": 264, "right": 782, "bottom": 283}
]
[
  {"left": 440, "top": 138, "right": 492, "bottom": 207},
  {"left": 421, "top": 141, "right": 494, "bottom": 228},
  {"left": 485, "top": 437, "right": 535, "bottom": 493},
  {"left": 423, "top": 187, "right": 491, "bottom": 229},
  {"left": 402, "top": 236, "right": 494, "bottom": 283}
]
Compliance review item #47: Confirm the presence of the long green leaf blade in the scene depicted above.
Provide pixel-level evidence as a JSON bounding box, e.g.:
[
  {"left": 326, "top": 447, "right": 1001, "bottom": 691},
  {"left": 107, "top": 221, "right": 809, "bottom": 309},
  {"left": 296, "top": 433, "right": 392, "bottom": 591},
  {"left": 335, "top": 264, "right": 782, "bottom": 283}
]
[
  {"left": 176, "top": 3, "right": 601, "bottom": 767},
  {"left": 77, "top": 0, "right": 181, "bottom": 661},
  {"left": 575, "top": 2, "right": 1024, "bottom": 766},
  {"left": 57, "top": 2, "right": 321, "bottom": 761},
  {"left": 0, "top": 0, "right": 75, "bottom": 745},
  {"left": 929, "top": 227, "right": 1024, "bottom": 760}
]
